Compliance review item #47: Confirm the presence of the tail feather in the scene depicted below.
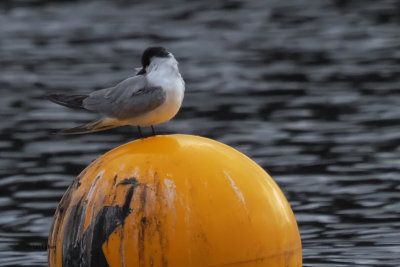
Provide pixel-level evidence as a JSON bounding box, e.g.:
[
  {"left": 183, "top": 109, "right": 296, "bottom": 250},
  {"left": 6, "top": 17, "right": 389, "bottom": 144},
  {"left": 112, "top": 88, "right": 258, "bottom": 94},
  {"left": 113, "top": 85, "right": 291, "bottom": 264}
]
[
  {"left": 46, "top": 94, "right": 88, "bottom": 110},
  {"left": 59, "top": 119, "right": 118, "bottom": 135}
]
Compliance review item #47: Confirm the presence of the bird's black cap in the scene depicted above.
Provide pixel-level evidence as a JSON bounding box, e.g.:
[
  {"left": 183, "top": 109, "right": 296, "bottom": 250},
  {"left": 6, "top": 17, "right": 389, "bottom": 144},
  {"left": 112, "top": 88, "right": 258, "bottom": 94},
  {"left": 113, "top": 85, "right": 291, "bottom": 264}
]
[{"left": 141, "top": 46, "right": 170, "bottom": 68}]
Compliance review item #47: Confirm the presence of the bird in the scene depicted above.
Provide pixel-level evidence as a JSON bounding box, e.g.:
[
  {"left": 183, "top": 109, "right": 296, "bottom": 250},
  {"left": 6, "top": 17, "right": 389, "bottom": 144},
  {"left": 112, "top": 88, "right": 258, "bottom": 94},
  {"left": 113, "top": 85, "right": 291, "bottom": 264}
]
[{"left": 46, "top": 46, "right": 185, "bottom": 137}]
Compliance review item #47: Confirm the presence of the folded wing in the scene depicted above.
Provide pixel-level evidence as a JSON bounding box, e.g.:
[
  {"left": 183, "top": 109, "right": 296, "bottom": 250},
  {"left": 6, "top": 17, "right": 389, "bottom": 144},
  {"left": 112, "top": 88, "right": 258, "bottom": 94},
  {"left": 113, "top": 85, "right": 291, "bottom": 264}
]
[{"left": 83, "top": 76, "right": 166, "bottom": 120}]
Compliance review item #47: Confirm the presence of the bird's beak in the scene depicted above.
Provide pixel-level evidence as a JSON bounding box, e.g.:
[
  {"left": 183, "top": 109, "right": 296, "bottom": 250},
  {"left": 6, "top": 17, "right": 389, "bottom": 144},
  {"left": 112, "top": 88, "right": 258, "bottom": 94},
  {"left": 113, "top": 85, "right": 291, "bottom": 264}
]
[{"left": 136, "top": 67, "right": 146, "bottom": 75}]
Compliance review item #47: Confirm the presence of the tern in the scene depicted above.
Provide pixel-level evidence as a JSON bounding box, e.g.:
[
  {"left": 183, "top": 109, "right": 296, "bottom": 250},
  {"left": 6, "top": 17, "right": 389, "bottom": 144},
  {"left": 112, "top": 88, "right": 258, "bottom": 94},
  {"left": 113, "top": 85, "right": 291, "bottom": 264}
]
[{"left": 47, "top": 46, "right": 185, "bottom": 136}]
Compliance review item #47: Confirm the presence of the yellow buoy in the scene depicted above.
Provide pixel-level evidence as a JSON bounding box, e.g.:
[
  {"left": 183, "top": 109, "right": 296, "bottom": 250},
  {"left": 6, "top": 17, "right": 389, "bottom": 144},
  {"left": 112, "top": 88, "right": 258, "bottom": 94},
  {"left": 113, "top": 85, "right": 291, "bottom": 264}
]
[{"left": 48, "top": 134, "right": 302, "bottom": 267}]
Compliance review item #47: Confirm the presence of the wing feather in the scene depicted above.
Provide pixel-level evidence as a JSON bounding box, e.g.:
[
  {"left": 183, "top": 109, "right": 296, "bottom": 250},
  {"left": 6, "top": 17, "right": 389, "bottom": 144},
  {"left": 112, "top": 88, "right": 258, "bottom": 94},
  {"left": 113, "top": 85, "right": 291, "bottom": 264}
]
[{"left": 83, "top": 76, "right": 166, "bottom": 120}]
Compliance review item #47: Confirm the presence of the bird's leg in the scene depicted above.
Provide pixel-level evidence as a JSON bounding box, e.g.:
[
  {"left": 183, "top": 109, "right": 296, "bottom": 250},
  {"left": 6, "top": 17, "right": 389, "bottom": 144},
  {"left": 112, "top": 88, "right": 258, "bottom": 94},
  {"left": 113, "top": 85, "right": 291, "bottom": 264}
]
[
  {"left": 151, "top": 125, "right": 156, "bottom": 136},
  {"left": 137, "top": 126, "right": 143, "bottom": 138}
]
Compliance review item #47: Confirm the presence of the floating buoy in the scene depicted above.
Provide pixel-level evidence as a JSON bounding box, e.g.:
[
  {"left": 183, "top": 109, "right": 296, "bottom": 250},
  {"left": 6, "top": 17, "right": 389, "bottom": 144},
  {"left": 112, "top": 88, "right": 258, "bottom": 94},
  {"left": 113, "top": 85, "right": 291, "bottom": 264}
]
[{"left": 48, "top": 134, "right": 302, "bottom": 267}]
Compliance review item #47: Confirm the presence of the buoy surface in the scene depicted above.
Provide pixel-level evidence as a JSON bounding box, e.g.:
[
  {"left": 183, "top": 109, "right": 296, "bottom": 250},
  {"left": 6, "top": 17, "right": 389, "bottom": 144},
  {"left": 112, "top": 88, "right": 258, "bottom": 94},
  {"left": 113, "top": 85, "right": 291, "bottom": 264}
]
[{"left": 48, "top": 134, "right": 302, "bottom": 267}]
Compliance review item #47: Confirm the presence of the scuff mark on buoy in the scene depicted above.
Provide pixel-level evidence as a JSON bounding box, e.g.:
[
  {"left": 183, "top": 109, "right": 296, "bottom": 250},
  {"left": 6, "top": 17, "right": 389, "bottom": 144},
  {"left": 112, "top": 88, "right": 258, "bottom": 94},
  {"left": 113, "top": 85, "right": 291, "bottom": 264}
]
[
  {"left": 223, "top": 170, "right": 246, "bottom": 206},
  {"left": 138, "top": 185, "right": 148, "bottom": 267},
  {"left": 85, "top": 170, "right": 104, "bottom": 204},
  {"left": 112, "top": 175, "right": 118, "bottom": 186},
  {"left": 118, "top": 177, "right": 139, "bottom": 187},
  {"left": 163, "top": 178, "right": 176, "bottom": 217}
]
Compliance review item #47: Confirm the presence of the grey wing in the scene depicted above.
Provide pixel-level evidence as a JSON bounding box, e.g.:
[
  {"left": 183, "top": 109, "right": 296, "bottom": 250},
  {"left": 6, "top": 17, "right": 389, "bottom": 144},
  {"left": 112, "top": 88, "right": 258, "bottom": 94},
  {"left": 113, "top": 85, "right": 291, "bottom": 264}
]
[{"left": 82, "top": 76, "right": 166, "bottom": 120}]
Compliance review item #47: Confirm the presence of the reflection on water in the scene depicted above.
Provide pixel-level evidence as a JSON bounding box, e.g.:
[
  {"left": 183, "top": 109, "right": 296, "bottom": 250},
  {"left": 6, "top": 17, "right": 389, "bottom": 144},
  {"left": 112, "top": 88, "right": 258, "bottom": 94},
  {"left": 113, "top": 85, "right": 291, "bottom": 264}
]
[{"left": 1, "top": 0, "right": 400, "bottom": 266}]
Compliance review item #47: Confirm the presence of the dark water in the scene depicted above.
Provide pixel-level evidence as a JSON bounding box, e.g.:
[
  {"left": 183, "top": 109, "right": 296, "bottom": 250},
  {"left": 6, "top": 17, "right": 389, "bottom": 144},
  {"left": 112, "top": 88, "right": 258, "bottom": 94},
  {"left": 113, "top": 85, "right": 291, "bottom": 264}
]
[{"left": 1, "top": 0, "right": 400, "bottom": 266}]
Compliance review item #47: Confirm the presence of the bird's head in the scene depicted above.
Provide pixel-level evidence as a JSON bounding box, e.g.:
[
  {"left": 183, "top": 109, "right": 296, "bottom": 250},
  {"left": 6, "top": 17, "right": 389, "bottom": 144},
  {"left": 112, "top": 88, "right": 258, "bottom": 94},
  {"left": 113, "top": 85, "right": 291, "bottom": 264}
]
[{"left": 137, "top": 47, "right": 177, "bottom": 75}]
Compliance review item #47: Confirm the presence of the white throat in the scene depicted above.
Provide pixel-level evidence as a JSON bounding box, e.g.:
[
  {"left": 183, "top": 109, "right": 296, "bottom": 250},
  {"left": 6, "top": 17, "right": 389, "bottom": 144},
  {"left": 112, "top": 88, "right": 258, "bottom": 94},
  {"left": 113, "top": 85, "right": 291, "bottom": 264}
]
[{"left": 146, "top": 56, "right": 184, "bottom": 90}]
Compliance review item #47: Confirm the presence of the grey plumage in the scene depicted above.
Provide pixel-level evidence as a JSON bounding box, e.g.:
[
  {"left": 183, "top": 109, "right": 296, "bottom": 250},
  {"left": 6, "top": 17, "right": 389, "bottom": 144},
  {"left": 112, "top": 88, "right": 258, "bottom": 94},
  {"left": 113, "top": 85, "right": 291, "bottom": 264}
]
[
  {"left": 47, "top": 75, "right": 166, "bottom": 119},
  {"left": 47, "top": 76, "right": 167, "bottom": 134},
  {"left": 83, "top": 75, "right": 166, "bottom": 120}
]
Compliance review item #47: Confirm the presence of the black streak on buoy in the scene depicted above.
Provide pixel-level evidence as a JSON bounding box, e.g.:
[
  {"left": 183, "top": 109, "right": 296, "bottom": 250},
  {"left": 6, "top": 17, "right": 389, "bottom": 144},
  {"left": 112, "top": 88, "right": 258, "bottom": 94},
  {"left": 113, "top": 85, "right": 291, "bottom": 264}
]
[{"left": 62, "top": 184, "right": 137, "bottom": 266}]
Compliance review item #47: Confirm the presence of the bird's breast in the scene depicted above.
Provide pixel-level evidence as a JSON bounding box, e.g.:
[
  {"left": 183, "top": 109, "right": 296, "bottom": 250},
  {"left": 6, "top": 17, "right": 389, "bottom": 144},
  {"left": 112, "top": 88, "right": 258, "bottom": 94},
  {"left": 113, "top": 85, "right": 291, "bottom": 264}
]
[
  {"left": 158, "top": 76, "right": 185, "bottom": 118},
  {"left": 125, "top": 74, "right": 184, "bottom": 127},
  {"left": 147, "top": 69, "right": 185, "bottom": 109}
]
